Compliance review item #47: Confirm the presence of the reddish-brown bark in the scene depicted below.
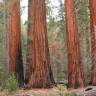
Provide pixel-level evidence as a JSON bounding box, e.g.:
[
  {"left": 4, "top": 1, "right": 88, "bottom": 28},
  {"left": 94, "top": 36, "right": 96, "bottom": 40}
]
[
  {"left": 65, "top": 0, "right": 84, "bottom": 88},
  {"left": 9, "top": 0, "right": 24, "bottom": 86},
  {"left": 90, "top": 0, "right": 96, "bottom": 85},
  {"left": 26, "top": 0, "right": 55, "bottom": 88}
]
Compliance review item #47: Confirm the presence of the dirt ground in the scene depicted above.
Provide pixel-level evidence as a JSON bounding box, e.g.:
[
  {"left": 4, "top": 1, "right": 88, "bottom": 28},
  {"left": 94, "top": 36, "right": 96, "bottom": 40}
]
[
  {"left": 1, "top": 86, "right": 96, "bottom": 96},
  {"left": 0, "top": 89, "right": 64, "bottom": 96},
  {"left": 71, "top": 86, "right": 96, "bottom": 96}
]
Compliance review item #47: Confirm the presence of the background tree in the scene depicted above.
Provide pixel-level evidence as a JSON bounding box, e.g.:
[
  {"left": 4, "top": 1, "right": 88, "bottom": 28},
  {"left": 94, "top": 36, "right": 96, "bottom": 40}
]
[
  {"left": 0, "top": 2, "right": 3, "bottom": 67},
  {"left": 25, "top": 0, "right": 34, "bottom": 85},
  {"left": 75, "top": 0, "right": 91, "bottom": 84},
  {"left": 89, "top": 0, "right": 96, "bottom": 85},
  {"left": 26, "top": 0, "right": 54, "bottom": 88},
  {"left": 65, "top": 0, "right": 84, "bottom": 88},
  {"left": 8, "top": 0, "right": 24, "bottom": 86},
  {"left": 46, "top": 0, "right": 67, "bottom": 82},
  {"left": 3, "top": 0, "right": 9, "bottom": 80},
  {"left": 46, "top": 0, "right": 90, "bottom": 84}
]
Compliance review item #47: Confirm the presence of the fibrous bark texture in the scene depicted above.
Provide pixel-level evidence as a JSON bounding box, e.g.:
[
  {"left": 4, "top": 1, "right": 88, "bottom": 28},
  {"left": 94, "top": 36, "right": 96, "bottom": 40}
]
[
  {"left": 26, "top": 0, "right": 55, "bottom": 88},
  {"left": 9, "top": 0, "right": 24, "bottom": 86},
  {"left": 65, "top": 0, "right": 84, "bottom": 88},
  {"left": 90, "top": 0, "right": 96, "bottom": 85}
]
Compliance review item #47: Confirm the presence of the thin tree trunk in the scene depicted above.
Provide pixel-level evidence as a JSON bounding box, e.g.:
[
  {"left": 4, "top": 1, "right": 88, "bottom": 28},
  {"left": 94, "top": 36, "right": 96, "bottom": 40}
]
[
  {"left": 3, "top": 0, "right": 9, "bottom": 80},
  {"left": 8, "top": 0, "right": 24, "bottom": 86},
  {"left": 89, "top": 0, "right": 96, "bottom": 85},
  {"left": 65, "top": 0, "right": 84, "bottom": 88},
  {"left": 25, "top": 0, "right": 34, "bottom": 85},
  {"left": 26, "top": 0, "right": 55, "bottom": 88}
]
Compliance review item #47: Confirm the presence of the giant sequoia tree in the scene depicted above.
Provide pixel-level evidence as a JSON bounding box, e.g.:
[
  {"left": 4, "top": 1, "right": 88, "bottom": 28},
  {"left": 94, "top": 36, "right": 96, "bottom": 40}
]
[
  {"left": 25, "top": 0, "right": 54, "bottom": 88},
  {"left": 65, "top": 0, "right": 84, "bottom": 88},
  {"left": 90, "top": 0, "right": 96, "bottom": 85},
  {"left": 8, "top": 0, "right": 24, "bottom": 86}
]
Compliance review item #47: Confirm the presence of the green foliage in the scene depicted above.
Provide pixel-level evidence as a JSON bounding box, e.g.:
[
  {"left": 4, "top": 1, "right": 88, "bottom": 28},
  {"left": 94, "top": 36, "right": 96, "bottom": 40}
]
[
  {"left": 0, "top": 3, "right": 3, "bottom": 65},
  {"left": 4, "top": 74, "right": 19, "bottom": 92},
  {"left": 0, "top": 65, "right": 3, "bottom": 80},
  {"left": 46, "top": 0, "right": 56, "bottom": 21},
  {"left": 75, "top": 0, "right": 91, "bottom": 83},
  {"left": 64, "top": 93, "right": 77, "bottom": 96},
  {"left": 57, "top": 84, "right": 67, "bottom": 90},
  {"left": 56, "top": 84, "right": 67, "bottom": 96},
  {"left": 55, "top": 84, "right": 77, "bottom": 96}
]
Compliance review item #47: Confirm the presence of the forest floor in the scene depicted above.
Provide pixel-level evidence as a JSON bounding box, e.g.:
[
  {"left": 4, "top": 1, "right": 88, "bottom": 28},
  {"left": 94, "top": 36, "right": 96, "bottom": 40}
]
[
  {"left": 0, "top": 85, "right": 96, "bottom": 96},
  {"left": 0, "top": 84, "right": 71, "bottom": 96},
  {"left": 71, "top": 86, "right": 96, "bottom": 96}
]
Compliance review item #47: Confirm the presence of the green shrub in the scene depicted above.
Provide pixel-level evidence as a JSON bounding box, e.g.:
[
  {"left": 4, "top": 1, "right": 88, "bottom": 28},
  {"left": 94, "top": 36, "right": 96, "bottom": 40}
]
[
  {"left": 4, "top": 74, "right": 19, "bottom": 92},
  {"left": 56, "top": 85, "right": 77, "bottom": 96},
  {"left": 0, "top": 65, "right": 3, "bottom": 80},
  {"left": 64, "top": 92, "right": 77, "bottom": 96},
  {"left": 57, "top": 84, "right": 67, "bottom": 91}
]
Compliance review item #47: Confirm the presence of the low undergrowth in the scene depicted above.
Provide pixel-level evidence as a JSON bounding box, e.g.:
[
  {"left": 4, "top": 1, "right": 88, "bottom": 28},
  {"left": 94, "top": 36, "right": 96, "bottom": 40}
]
[
  {"left": 55, "top": 84, "right": 77, "bottom": 96},
  {"left": 4, "top": 74, "right": 19, "bottom": 93}
]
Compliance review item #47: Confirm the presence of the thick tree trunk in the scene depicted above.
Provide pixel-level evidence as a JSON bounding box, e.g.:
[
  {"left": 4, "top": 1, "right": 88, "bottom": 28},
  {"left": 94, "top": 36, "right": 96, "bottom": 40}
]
[
  {"left": 8, "top": 0, "right": 24, "bottom": 86},
  {"left": 90, "top": 0, "right": 96, "bottom": 85},
  {"left": 26, "top": 0, "right": 55, "bottom": 88},
  {"left": 65, "top": 0, "right": 84, "bottom": 88}
]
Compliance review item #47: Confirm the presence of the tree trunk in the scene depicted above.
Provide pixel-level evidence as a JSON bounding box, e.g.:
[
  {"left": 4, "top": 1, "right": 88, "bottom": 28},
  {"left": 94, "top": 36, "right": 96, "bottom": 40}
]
[
  {"left": 26, "top": 0, "right": 55, "bottom": 88},
  {"left": 8, "top": 0, "right": 24, "bottom": 86},
  {"left": 25, "top": 0, "right": 34, "bottom": 85},
  {"left": 89, "top": 0, "right": 96, "bottom": 85},
  {"left": 3, "top": 0, "right": 9, "bottom": 80},
  {"left": 65, "top": 0, "right": 84, "bottom": 88}
]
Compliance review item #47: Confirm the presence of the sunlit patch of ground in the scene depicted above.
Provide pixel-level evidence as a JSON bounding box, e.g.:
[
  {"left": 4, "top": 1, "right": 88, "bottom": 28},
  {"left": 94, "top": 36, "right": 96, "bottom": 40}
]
[
  {"left": 71, "top": 86, "right": 96, "bottom": 96},
  {"left": 0, "top": 85, "right": 76, "bottom": 96},
  {"left": 1, "top": 84, "right": 96, "bottom": 96}
]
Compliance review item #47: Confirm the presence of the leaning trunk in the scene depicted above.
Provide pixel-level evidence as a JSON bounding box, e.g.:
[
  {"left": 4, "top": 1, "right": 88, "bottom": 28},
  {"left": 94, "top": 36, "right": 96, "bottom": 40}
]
[{"left": 65, "top": 0, "right": 84, "bottom": 88}]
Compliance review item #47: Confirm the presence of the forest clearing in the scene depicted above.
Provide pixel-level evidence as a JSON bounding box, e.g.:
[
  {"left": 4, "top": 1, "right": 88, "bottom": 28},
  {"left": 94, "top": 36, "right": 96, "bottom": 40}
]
[{"left": 0, "top": 0, "right": 96, "bottom": 96}]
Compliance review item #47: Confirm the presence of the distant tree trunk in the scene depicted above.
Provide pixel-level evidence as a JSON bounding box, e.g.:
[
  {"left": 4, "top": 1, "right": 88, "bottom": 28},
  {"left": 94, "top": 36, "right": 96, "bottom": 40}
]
[
  {"left": 9, "top": 0, "right": 24, "bottom": 86},
  {"left": 25, "top": 0, "right": 34, "bottom": 85},
  {"left": 26, "top": 0, "right": 55, "bottom": 88},
  {"left": 65, "top": 0, "right": 84, "bottom": 88},
  {"left": 90, "top": 0, "right": 96, "bottom": 85},
  {"left": 3, "top": 0, "right": 9, "bottom": 80}
]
